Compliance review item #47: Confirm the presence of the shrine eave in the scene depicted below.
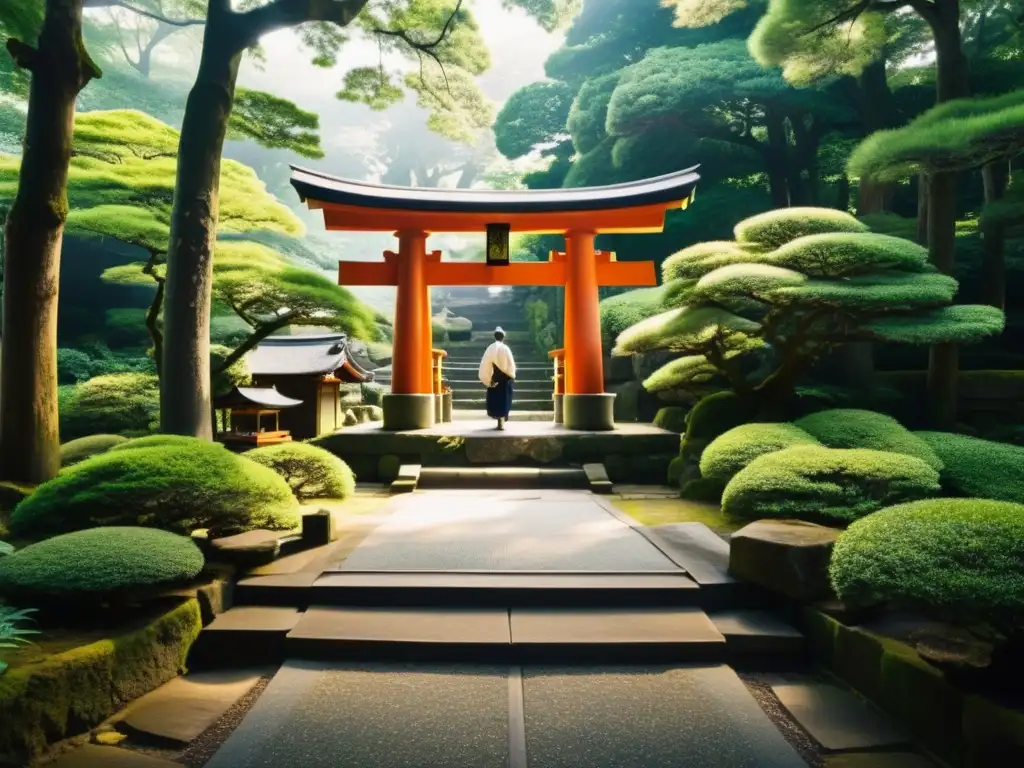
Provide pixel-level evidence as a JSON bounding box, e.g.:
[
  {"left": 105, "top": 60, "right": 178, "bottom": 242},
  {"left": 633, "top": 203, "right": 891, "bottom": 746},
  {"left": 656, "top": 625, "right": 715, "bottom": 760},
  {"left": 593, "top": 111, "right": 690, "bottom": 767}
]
[{"left": 289, "top": 165, "right": 700, "bottom": 233}]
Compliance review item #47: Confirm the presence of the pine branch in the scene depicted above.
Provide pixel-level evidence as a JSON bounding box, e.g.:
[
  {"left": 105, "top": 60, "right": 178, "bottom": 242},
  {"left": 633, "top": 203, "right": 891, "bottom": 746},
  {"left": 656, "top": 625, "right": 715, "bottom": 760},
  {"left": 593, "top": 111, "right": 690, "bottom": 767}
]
[
  {"left": 239, "top": 0, "right": 370, "bottom": 44},
  {"left": 5, "top": 39, "right": 37, "bottom": 72}
]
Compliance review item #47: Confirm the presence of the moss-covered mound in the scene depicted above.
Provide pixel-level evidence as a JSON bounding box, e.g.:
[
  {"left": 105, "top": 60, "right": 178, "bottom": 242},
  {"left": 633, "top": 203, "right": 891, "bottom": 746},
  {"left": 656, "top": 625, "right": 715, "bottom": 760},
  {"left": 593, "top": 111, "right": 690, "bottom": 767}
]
[
  {"left": 700, "top": 423, "right": 820, "bottom": 484},
  {"left": 734, "top": 207, "right": 869, "bottom": 250},
  {"left": 0, "top": 527, "right": 204, "bottom": 600},
  {"left": 246, "top": 443, "right": 356, "bottom": 500},
  {"left": 831, "top": 499, "right": 1024, "bottom": 635},
  {"left": 916, "top": 431, "right": 1024, "bottom": 504},
  {"left": 109, "top": 434, "right": 227, "bottom": 453},
  {"left": 653, "top": 406, "right": 689, "bottom": 434},
  {"left": 10, "top": 441, "right": 299, "bottom": 539},
  {"left": 795, "top": 409, "right": 942, "bottom": 470},
  {"left": 722, "top": 446, "right": 940, "bottom": 524},
  {"left": 59, "top": 373, "right": 160, "bottom": 440},
  {"left": 60, "top": 434, "right": 128, "bottom": 467}
]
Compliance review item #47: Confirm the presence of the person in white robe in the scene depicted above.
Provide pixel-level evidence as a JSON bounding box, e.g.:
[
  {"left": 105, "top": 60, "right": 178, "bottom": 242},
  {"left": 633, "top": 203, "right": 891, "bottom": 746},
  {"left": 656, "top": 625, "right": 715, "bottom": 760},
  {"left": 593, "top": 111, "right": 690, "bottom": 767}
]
[{"left": 478, "top": 327, "right": 517, "bottom": 430}]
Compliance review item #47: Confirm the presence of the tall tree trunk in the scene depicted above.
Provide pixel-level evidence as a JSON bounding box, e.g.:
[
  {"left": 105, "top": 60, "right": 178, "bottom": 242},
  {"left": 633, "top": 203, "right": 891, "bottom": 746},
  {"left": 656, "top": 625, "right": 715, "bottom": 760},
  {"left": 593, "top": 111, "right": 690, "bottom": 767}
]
[
  {"left": 0, "top": 0, "right": 100, "bottom": 483},
  {"left": 160, "top": 10, "right": 243, "bottom": 439},
  {"left": 921, "top": 0, "right": 971, "bottom": 430},
  {"left": 146, "top": 277, "right": 165, "bottom": 377},
  {"left": 133, "top": 23, "right": 175, "bottom": 79},
  {"left": 835, "top": 174, "right": 851, "bottom": 212},
  {"left": 855, "top": 59, "right": 896, "bottom": 215},
  {"left": 980, "top": 159, "right": 1009, "bottom": 309},
  {"left": 915, "top": 175, "right": 929, "bottom": 244},
  {"left": 764, "top": 108, "right": 791, "bottom": 208}
]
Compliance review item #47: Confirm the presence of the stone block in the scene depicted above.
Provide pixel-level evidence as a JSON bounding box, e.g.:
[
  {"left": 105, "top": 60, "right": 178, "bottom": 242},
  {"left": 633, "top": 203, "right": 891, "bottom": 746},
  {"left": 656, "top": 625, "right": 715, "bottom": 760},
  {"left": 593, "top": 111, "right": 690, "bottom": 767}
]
[
  {"left": 302, "top": 510, "right": 334, "bottom": 547},
  {"left": 464, "top": 436, "right": 564, "bottom": 464},
  {"left": 609, "top": 381, "right": 641, "bottom": 423},
  {"left": 209, "top": 530, "right": 282, "bottom": 567},
  {"left": 196, "top": 579, "right": 234, "bottom": 625},
  {"left": 729, "top": 519, "right": 840, "bottom": 602},
  {"left": 605, "top": 354, "right": 635, "bottom": 384}
]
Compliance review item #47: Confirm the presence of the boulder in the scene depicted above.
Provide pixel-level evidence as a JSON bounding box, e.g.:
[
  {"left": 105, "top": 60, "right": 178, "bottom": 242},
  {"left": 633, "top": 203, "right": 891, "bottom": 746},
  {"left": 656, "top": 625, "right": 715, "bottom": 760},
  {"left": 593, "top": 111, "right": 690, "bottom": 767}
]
[
  {"left": 728, "top": 519, "right": 840, "bottom": 602},
  {"left": 464, "top": 436, "right": 564, "bottom": 464}
]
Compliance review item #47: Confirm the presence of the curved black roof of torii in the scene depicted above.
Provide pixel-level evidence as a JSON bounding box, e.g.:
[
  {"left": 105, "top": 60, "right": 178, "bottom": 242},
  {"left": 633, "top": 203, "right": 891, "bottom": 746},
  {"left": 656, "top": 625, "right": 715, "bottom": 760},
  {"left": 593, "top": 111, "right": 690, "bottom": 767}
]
[{"left": 289, "top": 165, "right": 701, "bottom": 214}]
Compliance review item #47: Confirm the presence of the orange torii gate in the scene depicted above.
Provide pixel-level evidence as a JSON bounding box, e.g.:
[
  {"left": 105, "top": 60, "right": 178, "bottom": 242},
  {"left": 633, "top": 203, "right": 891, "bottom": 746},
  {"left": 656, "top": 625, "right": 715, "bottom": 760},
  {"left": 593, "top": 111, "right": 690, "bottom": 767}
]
[{"left": 289, "top": 166, "right": 700, "bottom": 431}]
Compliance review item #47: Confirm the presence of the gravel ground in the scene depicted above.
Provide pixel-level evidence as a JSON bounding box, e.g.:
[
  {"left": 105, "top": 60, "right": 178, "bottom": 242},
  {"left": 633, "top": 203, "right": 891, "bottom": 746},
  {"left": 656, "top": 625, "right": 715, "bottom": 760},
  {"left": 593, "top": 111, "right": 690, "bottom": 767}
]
[{"left": 741, "top": 672, "right": 824, "bottom": 768}]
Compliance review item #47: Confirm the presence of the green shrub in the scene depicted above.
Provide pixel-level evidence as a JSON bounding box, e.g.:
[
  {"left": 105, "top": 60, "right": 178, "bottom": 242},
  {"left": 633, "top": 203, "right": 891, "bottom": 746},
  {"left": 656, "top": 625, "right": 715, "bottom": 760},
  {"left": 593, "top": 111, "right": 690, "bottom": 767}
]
[
  {"left": 795, "top": 409, "right": 942, "bottom": 470},
  {"left": 0, "top": 527, "right": 204, "bottom": 601},
  {"left": 59, "top": 373, "right": 159, "bottom": 440},
  {"left": 246, "top": 443, "right": 355, "bottom": 500},
  {"left": 653, "top": 406, "right": 689, "bottom": 434},
  {"left": 10, "top": 440, "right": 299, "bottom": 539},
  {"left": 599, "top": 286, "right": 665, "bottom": 346},
  {"left": 667, "top": 456, "right": 685, "bottom": 487},
  {"left": 831, "top": 498, "right": 1024, "bottom": 636},
  {"left": 734, "top": 207, "right": 869, "bottom": 250},
  {"left": 722, "top": 446, "right": 941, "bottom": 524},
  {"left": 0, "top": 542, "right": 14, "bottom": 557},
  {"left": 431, "top": 321, "right": 448, "bottom": 343},
  {"left": 59, "top": 434, "right": 128, "bottom": 467},
  {"left": 446, "top": 316, "right": 473, "bottom": 342},
  {"left": 361, "top": 381, "right": 385, "bottom": 406},
  {"left": 680, "top": 391, "right": 761, "bottom": 461},
  {"left": 109, "top": 434, "right": 227, "bottom": 454},
  {"left": 700, "top": 423, "right": 820, "bottom": 484},
  {"left": 680, "top": 477, "right": 727, "bottom": 502},
  {"left": 916, "top": 431, "right": 1024, "bottom": 504},
  {"left": 56, "top": 348, "right": 94, "bottom": 384}
]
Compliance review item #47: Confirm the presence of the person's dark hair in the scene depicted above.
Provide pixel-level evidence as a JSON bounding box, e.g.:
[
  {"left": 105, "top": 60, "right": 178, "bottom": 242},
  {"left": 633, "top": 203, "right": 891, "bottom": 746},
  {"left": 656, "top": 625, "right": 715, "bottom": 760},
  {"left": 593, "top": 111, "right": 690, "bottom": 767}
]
[{"left": 494, "top": 330, "right": 505, "bottom": 342}]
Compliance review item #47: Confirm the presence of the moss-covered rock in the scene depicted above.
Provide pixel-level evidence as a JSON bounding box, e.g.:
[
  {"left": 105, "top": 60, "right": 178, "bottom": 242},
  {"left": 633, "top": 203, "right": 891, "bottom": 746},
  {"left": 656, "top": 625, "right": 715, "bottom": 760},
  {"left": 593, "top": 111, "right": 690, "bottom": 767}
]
[
  {"left": 916, "top": 431, "right": 1024, "bottom": 504},
  {"left": 700, "top": 423, "right": 819, "bottom": 484},
  {"left": 0, "top": 598, "right": 202, "bottom": 763},
  {"left": 59, "top": 434, "right": 129, "bottom": 467},
  {"left": 10, "top": 439, "right": 299, "bottom": 539},
  {"left": 653, "top": 406, "right": 689, "bottom": 434},
  {"left": 730, "top": 519, "right": 840, "bottom": 601},
  {"left": 722, "top": 446, "right": 941, "bottom": 525},
  {"left": 246, "top": 443, "right": 356, "bottom": 500},
  {"left": 831, "top": 498, "right": 1024, "bottom": 636},
  {"left": 0, "top": 527, "right": 204, "bottom": 602},
  {"left": 795, "top": 409, "right": 942, "bottom": 470}
]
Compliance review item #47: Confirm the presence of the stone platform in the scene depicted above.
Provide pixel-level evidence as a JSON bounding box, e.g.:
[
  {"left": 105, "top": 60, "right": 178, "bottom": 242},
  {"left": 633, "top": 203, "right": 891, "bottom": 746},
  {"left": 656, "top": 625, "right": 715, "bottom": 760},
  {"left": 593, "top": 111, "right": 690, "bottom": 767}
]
[{"left": 311, "top": 420, "right": 679, "bottom": 483}]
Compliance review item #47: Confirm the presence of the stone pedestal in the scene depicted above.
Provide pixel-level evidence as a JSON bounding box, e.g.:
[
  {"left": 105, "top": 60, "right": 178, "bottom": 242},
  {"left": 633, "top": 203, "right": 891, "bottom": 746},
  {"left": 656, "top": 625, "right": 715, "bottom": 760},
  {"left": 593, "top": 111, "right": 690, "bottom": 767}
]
[
  {"left": 382, "top": 394, "right": 435, "bottom": 431},
  {"left": 563, "top": 393, "right": 615, "bottom": 431}
]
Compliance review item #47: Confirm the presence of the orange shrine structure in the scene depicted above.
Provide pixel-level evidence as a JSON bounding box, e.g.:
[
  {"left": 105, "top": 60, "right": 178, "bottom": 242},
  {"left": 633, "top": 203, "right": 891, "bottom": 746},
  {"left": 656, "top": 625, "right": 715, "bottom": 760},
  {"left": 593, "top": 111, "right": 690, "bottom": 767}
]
[{"left": 289, "top": 166, "right": 700, "bottom": 431}]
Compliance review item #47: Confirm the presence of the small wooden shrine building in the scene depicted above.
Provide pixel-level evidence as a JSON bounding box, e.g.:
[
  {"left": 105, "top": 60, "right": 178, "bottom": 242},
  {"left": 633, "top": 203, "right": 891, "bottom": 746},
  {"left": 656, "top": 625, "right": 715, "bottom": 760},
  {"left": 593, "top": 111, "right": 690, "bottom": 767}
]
[
  {"left": 214, "top": 385, "right": 302, "bottom": 446},
  {"left": 289, "top": 166, "right": 700, "bottom": 431},
  {"left": 245, "top": 334, "right": 374, "bottom": 440}
]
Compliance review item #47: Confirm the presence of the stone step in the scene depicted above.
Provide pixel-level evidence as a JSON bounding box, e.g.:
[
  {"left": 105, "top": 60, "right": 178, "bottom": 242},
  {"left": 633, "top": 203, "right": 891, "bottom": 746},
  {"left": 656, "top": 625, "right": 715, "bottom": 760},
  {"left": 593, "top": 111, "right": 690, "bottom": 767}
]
[
  {"left": 452, "top": 409, "right": 553, "bottom": 422},
  {"left": 451, "top": 398, "right": 554, "bottom": 411},
  {"left": 284, "top": 606, "right": 729, "bottom": 664},
  {"left": 417, "top": 466, "right": 585, "bottom": 490},
  {"left": 188, "top": 606, "right": 303, "bottom": 668},
  {"left": 235, "top": 571, "right": 703, "bottom": 609}
]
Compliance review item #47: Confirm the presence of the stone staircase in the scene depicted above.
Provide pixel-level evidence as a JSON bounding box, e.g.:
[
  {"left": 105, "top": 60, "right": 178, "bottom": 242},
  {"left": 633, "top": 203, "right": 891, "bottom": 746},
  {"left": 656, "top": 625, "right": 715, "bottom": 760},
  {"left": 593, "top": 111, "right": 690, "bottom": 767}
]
[{"left": 371, "top": 301, "right": 556, "bottom": 415}]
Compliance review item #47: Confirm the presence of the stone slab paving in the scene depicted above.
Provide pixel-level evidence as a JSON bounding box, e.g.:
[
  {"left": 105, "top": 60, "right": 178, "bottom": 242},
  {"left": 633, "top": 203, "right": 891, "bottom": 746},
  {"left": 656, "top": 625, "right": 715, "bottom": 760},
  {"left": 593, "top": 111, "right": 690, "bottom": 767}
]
[
  {"left": 335, "top": 492, "right": 680, "bottom": 572},
  {"left": 288, "top": 606, "right": 512, "bottom": 644},
  {"left": 47, "top": 745, "right": 181, "bottom": 768},
  {"left": 204, "top": 661, "right": 510, "bottom": 768},
  {"left": 523, "top": 664, "right": 808, "bottom": 768},
  {"left": 772, "top": 680, "right": 912, "bottom": 752},
  {"left": 510, "top": 607, "right": 725, "bottom": 646},
  {"left": 115, "top": 669, "right": 267, "bottom": 746},
  {"left": 710, "top": 609, "right": 805, "bottom": 655},
  {"left": 644, "top": 522, "right": 736, "bottom": 586},
  {"left": 203, "top": 606, "right": 302, "bottom": 633}
]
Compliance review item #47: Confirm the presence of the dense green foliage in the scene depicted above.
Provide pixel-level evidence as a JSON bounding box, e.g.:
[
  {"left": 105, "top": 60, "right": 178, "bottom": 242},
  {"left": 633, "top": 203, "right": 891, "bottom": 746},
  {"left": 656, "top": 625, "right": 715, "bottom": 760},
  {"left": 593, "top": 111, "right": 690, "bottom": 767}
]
[
  {"left": 722, "top": 446, "right": 941, "bottom": 524},
  {"left": 0, "top": 527, "right": 204, "bottom": 601},
  {"left": 831, "top": 499, "right": 1024, "bottom": 636},
  {"left": 246, "top": 443, "right": 356, "bottom": 501},
  {"left": 599, "top": 287, "right": 666, "bottom": 346},
  {"left": 59, "top": 373, "right": 160, "bottom": 440},
  {"left": 9, "top": 439, "right": 299, "bottom": 539},
  {"left": 795, "top": 409, "right": 943, "bottom": 470},
  {"left": 59, "top": 435, "right": 128, "bottom": 467},
  {"left": 653, "top": 406, "right": 689, "bottom": 434},
  {"left": 700, "top": 423, "right": 819, "bottom": 484},
  {"left": 916, "top": 432, "right": 1024, "bottom": 504}
]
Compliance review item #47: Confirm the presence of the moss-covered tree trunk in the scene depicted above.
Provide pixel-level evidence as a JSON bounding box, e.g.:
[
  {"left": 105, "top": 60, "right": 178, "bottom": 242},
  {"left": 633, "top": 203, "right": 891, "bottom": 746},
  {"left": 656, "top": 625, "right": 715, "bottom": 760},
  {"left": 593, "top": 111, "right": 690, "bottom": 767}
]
[
  {"left": 160, "top": 5, "right": 243, "bottom": 439},
  {"left": 920, "top": 0, "right": 971, "bottom": 429},
  {"left": 0, "top": 0, "right": 99, "bottom": 484},
  {"left": 980, "top": 159, "right": 1008, "bottom": 310}
]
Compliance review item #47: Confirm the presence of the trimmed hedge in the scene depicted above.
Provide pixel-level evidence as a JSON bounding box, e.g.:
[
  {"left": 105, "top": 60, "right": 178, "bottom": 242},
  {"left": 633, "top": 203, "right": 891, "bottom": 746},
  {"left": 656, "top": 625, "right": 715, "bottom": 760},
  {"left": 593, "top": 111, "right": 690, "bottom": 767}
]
[
  {"left": 700, "top": 423, "right": 819, "bottom": 484},
  {"left": 722, "top": 446, "right": 941, "bottom": 524},
  {"left": 0, "top": 527, "right": 204, "bottom": 601},
  {"left": 680, "top": 391, "right": 762, "bottom": 461},
  {"left": 735, "top": 207, "right": 869, "bottom": 250},
  {"left": 60, "top": 434, "right": 128, "bottom": 467},
  {"left": 59, "top": 373, "right": 159, "bottom": 440},
  {"left": 916, "top": 431, "right": 1024, "bottom": 504},
  {"left": 796, "top": 409, "right": 943, "bottom": 471},
  {"left": 10, "top": 440, "right": 299, "bottom": 539},
  {"left": 653, "top": 406, "right": 689, "bottom": 434},
  {"left": 831, "top": 498, "right": 1024, "bottom": 636},
  {"left": 0, "top": 598, "right": 202, "bottom": 763},
  {"left": 246, "top": 443, "right": 356, "bottom": 500},
  {"left": 599, "top": 286, "right": 665, "bottom": 346},
  {"left": 109, "top": 434, "right": 227, "bottom": 453}
]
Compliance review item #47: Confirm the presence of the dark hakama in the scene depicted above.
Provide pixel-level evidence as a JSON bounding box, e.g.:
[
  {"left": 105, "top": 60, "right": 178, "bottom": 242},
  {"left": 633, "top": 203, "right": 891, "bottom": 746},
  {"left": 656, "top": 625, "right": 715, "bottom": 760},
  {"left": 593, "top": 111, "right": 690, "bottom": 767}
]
[{"left": 486, "top": 364, "right": 514, "bottom": 419}]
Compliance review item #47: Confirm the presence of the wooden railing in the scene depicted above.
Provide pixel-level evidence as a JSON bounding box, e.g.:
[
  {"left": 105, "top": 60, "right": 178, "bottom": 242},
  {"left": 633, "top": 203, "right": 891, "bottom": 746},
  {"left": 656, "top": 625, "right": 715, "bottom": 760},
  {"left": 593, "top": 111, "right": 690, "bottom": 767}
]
[
  {"left": 431, "top": 348, "right": 448, "bottom": 395},
  {"left": 548, "top": 348, "right": 565, "bottom": 395}
]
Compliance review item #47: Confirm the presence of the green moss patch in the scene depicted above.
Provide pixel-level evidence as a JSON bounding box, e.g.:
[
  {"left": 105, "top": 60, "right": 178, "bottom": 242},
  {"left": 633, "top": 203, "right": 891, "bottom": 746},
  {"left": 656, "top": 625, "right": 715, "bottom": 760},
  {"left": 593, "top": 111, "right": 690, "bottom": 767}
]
[
  {"left": 916, "top": 431, "right": 1024, "bottom": 504},
  {"left": 700, "top": 422, "right": 819, "bottom": 484},
  {"left": 831, "top": 498, "right": 1024, "bottom": 637},
  {"left": 60, "top": 434, "right": 128, "bottom": 467},
  {"left": 246, "top": 443, "right": 356, "bottom": 501},
  {"left": 0, "top": 598, "right": 201, "bottom": 763},
  {"left": 796, "top": 409, "right": 942, "bottom": 470},
  {"left": 722, "top": 446, "right": 940, "bottom": 525},
  {"left": 10, "top": 439, "right": 298, "bottom": 539},
  {"left": 612, "top": 497, "right": 739, "bottom": 535}
]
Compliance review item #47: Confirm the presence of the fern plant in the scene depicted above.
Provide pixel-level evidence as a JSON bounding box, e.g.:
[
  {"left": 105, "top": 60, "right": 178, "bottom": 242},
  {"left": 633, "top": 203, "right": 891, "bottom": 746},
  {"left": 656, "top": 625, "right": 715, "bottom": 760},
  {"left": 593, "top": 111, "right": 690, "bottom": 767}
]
[{"left": 0, "top": 605, "right": 39, "bottom": 675}]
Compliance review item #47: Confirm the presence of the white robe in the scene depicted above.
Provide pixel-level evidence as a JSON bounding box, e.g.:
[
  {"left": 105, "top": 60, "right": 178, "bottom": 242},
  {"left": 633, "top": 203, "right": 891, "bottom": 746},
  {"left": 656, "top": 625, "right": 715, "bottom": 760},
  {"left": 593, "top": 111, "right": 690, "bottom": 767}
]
[{"left": 478, "top": 341, "right": 517, "bottom": 387}]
